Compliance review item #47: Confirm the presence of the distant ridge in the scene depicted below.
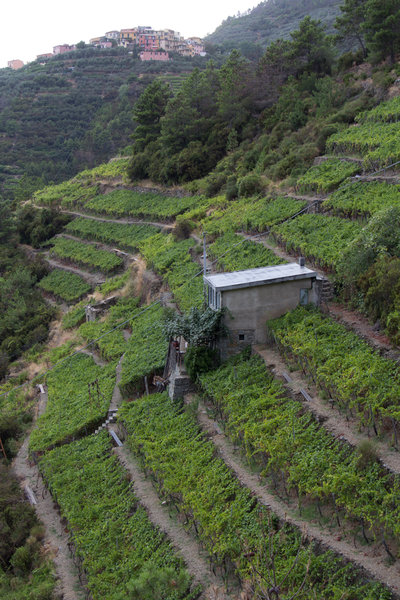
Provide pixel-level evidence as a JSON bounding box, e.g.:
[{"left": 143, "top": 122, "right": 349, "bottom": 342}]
[{"left": 206, "top": 0, "right": 342, "bottom": 48}]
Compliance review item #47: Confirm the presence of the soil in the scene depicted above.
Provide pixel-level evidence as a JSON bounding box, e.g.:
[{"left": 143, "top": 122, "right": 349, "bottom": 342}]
[
  {"left": 192, "top": 395, "right": 400, "bottom": 599},
  {"left": 12, "top": 387, "right": 85, "bottom": 600}
]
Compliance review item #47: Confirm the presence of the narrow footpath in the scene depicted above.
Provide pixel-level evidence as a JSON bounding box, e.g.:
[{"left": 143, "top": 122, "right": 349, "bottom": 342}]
[
  {"left": 44, "top": 255, "right": 105, "bottom": 286},
  {"left": 113, "top": 445, "right": 230, "bottom": 599},
  {"left": 107, "top": 335, "right": 231, "bottom": 599},
  {"left": 12, "top": 387, "right": 85, "bottom": 600}
]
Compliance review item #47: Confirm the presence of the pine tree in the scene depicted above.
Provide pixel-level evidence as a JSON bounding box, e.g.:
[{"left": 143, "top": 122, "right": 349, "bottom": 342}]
[
  {"left": 335, "top": 0, "right": 367, "bottom": 57},
  {"left": 364, "top": 0, "right": 400, "bottom": 63}
]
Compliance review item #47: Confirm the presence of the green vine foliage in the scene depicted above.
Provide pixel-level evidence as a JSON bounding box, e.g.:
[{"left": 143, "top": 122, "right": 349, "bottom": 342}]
[
  {"left": 268, "top": 306, "right": 400, "bottom": 434},
  {"left": 119, "top": 393, "right": 391, "bottom": 599},
  {"left": 164, "top": 307, "right": 226, "bottom": 347},
  {"left": 38, "top": 432, "right": 194, "bottom": 600},
  {"left": 199, "top": 351, "right": 400, "bottom": 546}
]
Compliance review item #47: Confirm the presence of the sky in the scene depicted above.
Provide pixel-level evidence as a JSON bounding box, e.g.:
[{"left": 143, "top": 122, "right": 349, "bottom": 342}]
[{"left": 2, "top": 0, "right": 256, "bottom": 67}]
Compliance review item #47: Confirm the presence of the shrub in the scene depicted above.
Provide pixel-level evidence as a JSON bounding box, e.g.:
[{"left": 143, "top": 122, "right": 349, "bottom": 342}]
[
  {"left": 10, "top": 545, "right": 33, "bottom": 576},
  {"left": 225, "top": 176, "right": 238, "bottom": 201},
  {"left": 184, "top": 345, "right": 219, "bottom": 380},
  {"left": 238, "top": 174, "right": 264, "bottom": 198},
  {"left": 173, "top": 217, "right": 194, "bottom": 241},
  {"left": 205, "top": 172, "right": 226, "bottom": 197}
]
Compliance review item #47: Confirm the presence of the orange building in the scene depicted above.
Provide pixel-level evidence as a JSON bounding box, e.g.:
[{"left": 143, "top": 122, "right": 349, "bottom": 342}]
[{"left": 7, "top": 59, "right": 24, "bottom": 70}]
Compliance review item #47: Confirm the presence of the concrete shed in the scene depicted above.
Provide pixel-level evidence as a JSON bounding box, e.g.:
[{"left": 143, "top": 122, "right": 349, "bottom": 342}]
[{"left": 204, "top": 262, "right": 318, "bottom": 357}]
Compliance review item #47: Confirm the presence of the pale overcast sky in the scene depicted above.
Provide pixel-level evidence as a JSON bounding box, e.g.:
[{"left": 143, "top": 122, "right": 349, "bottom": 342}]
[{"left": 2, "top": 0, "right": 256, "bottom": 67}]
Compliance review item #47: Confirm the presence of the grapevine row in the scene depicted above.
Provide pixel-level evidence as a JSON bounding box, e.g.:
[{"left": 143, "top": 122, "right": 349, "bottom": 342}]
[
  {"left": 50, "top": 236, "right": 123, "bottom": 273},
  {"left": 200, "top": 353, "right": 400, "bottom": 552},
  {"left": 119, "top": 392, "right": 391, "bottom": 599},
  {"left": 38, "top": 432, "right": 194, "bottom": 600}
]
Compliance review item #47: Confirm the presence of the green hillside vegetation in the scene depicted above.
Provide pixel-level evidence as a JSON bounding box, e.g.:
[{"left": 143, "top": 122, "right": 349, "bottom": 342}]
[
  {"left": 29, "top": 353, "right": 116, "bottom": 452},
  {"left": 65, "top": 217, "right": 159, "bottom": 251},
  {"left": 38, "top": 268, "right": 91, "bottom": 303},
  {"left": 0, "top": 246, "right": 54, "bottom": 378},
  {"left": 39, "top": 432, "right": 193, "bottom": 600},
  {"left": 200, "top": 351, "right": 400, "bottom": 546},
  {"left": 120, "top": 391, "right": 390, "bottom": 599},
  {"left": 49, "top": 236, "right": 123, "bottom": 273},
  {"left": 208, "top": 232, "right": 283, "bottom": 271},
  {"left": 0, "top": 463, "right": 56, "bottom": 599},
  {"left": 268, "top": 306, "right": 400, "bottom": 433},
  {"left": 0, "top": 47, "right": 207, "bottom": 199},
  {"left": 324, "top": 180, "right": 400, "bottom": 218},
  {"left": 206, "top": 0, "right": 342, "bottom": 50},
  {"left": 4, "top": 3, "right": 400, "bottom": 598},
  {"left": 296, "top": 158, "right": 361, "bottom": 193}
]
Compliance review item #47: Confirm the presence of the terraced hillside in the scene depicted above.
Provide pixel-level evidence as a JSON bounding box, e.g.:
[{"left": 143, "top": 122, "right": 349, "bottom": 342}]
[{"left": 6, "top": 91, "right": 400, "bottom": 599}]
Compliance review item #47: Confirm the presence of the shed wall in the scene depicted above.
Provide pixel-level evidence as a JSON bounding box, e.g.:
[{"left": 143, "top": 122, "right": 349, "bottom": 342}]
[{"left": 219, "top": 278, "right": 317, "bottom": 357}]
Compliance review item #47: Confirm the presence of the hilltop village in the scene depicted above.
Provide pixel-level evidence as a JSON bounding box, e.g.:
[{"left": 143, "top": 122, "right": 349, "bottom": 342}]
[{"left": 7, "top": 25, "right": 205, "bottom": 69}]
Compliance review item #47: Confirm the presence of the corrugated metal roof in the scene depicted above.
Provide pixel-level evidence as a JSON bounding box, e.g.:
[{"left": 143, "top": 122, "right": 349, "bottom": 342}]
[{"left": 204, "top": 263, "right": 317, "bottom": 292}]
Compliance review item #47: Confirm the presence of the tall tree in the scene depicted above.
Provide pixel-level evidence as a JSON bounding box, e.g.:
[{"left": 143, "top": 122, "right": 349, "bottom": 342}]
[
  {"left": 131, "top": 80, "right": 172, "bottom": 152},
  {"left": 217, "top": 50, "right": 256, "bottom": 134},
  {"left": 290, "top": 16, "right": 335, "bottom": 75},
  {"left": 335, "top": 0, "right": 367, "bottom": 57},
  {"left": 364, "top": 0, "right": 400, "bottom": 63}
]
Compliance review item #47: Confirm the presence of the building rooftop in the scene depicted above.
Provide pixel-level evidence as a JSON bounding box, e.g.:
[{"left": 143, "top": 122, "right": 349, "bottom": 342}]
[{"left": 204, "top": 263, "right": 317, "bottom": 292}]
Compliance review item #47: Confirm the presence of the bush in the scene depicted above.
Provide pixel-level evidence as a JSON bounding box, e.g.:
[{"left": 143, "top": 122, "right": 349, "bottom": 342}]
[
  {"left": 205, "top": 172, "right": 226, "bottom": 197},
  {"left": 225, "top": 175, "right": 238, "bottom": 201},
  {"left": 173, "top": 217, "right": 194, "bottom": 241},
  {"left": 184, "top": 345, "right": 219, "bottom": 380},
  {"left": 10, "top": 545, "right": 33, "bottom": 576},
  {"left": 238, "top": 174, "right": 264, "bottom": 198}
]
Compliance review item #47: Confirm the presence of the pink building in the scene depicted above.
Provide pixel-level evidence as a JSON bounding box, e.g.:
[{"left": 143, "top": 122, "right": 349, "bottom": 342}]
[
  {"left": 7, "top": 59, "right": 24, "bottom": 70},
  {"left": 139, "top": 51, "right": 170, "bottom": 61}
]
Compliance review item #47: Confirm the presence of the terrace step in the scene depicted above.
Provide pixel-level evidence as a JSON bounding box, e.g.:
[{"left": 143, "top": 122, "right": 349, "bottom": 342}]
[
  {"left": 94, "top": 409, "right": 119, "bottom": 434},
  {"left": 316, "top": 276, "right": 335, "bottom": 303}
]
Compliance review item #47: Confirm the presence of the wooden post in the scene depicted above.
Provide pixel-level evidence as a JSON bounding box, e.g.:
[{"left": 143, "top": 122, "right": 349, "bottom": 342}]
[{"left": 0, "top": 437, "right": 7, "bottom": 460}]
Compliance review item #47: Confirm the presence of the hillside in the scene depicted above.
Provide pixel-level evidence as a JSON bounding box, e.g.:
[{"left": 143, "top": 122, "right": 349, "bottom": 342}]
[
  {"left": 4, "top": 89, "right": 400, "bottom": 595},
  {"left": 206, "top": 0, "right": 342, "bottom": 48},
  {"left": 0, "top": 46, "right": 206, "bottom": 200},
  {"left": 4, "top": 5, "right": 400, "bottom": 599}
]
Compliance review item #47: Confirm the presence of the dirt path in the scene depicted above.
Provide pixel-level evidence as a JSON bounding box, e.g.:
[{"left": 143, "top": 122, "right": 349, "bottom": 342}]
[
  {"left": 80, "top": 347, "right": 108, "bottom": 367},
  {"left": 284, "top": 192, "right": 328, "bottom": 203},
  {"left": 327, "top": 303, "right": 400, "bottom": 359},
  {"left": 113, "top": 445, "right": 230, "bottom": 599},
  {"left": 254, "top": 344, "right": 400, "bottom": 474},
  {"left": 193, "top": 396, "right": 400, "bottom": 598},
  {"left": 12, "top": 387, "right": 85, "bottom": 600},
  {"left": 61, "top": 209, "right": 174, "bottom": 231}
]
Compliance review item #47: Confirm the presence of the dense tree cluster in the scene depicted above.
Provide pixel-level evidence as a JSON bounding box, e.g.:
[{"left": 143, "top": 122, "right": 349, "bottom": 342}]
[{"left": 128, "top": 18, "right": 338, "bottom": 185}]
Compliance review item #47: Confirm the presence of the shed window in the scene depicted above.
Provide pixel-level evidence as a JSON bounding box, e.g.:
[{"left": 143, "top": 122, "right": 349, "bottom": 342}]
[{"left": 207, "top": 286, "right": 222, "bottom": 310}]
